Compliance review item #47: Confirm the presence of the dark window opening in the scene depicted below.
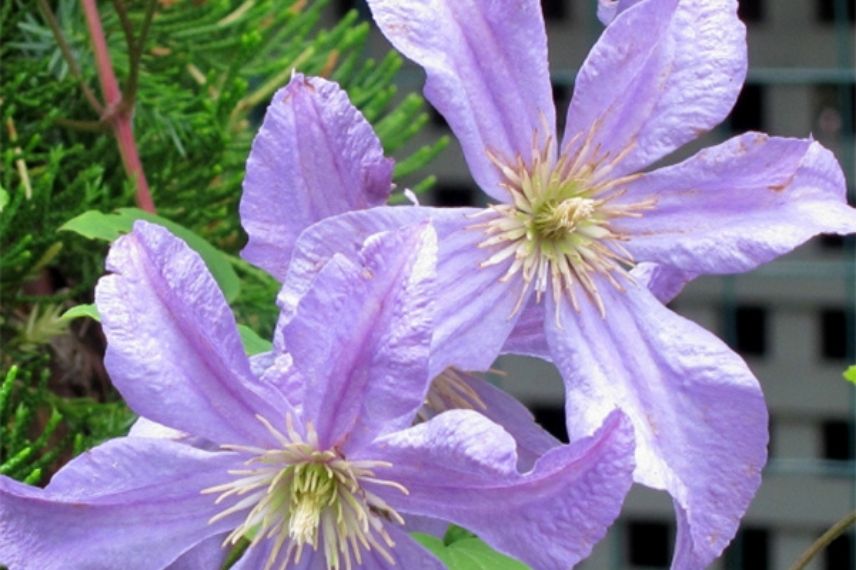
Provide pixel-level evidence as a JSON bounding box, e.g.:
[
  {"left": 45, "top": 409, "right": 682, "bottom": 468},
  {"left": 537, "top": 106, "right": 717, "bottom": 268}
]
[
  {"left": 335, "top": 0, "right": 370, "bottom": 18},
  {"left": 552, "top": 81, "right": 572, "bottom": 132},
  {"left": 431, "top": 183, "right": 476, "bottom": 207},
  {"left": 738, "top": 0, "right": 765, "bottom": 23},
  {"left": 627, "top": 520, "right": 672, "bottom": 567},
  {"left": 822, "top": 419, "right": 854, "bottom": 461},
  {"left": 820, "top": 308, "right": 851, "bottom": 360},
  {"left": 542, "top": 0, "right": 569, "bottom": 21},
  {"left": 530, "top": 404, "right": 568, "bottom": 443},
  {"left": 818, "top": 0, "right": 856, "bottom": 24},
  {"left": 430, "top": 106, "right": 449, "bottom": 129},
  {"left": 825, "top": 530, "right": 854, "bottom": 569},
  {"left": 725, "top": 527, "right": 770, "bottom": 570},
  {"left": 728, "top": 84, "right": 765, "bottom": 133},
  {"left": 813, "top": 83, "right": 856, "bottom": 137},
  {"left": 731, "top": 305, "right": 768, "bottom": 357}
]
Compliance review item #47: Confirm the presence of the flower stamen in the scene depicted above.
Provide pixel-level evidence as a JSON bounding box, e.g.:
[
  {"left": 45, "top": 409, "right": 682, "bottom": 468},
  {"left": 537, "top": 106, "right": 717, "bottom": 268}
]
[
  {"left": 203, "top": 415, "right": 408, "bottom": 570},
  {"left": 476, "top": 126, "right": 655, "bottom": 321}
]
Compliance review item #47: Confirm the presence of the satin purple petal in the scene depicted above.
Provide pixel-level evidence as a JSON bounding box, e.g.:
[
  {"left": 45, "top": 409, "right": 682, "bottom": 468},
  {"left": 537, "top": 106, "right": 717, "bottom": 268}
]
[
  {"left": 630, "top": 262, "right": 698, "bottom": 305},
  {"left": 367, "top": 0, "right": 555, "bottom": 202},
  {"left": 544, "top": 278, "right": 768, "bottom": 567},
  {"left": 440, "top": 370, "right": 559, "bottom": 471},
  {"left": 275, "top": 206, "right": 529, "bottom": 378},
  {"left": 240, "top": 74, "right": 393, "bottom": 280},
  {"left": 95, "top": 221, "right": 289, "bottom": 446},
  {"left": 0, "top": 438, "right": 239, "bottom": 570},
  {"left": 281, "top": 225, "right": 436, "bottom": 452},
  {"left": 563, "top": 0, "right": 745, "bottom": 178},
  {"left": 502, "top": 295, "right": 552, "bottom": 360},
  {"left": 167, "top": 534, "right": 227, "bottom": 570},
  {"left": 616, "top": 134, "right": 856, "bottom": 275},
  {"left": 369, "top": 409, "right": 635, "bottom": 570}
]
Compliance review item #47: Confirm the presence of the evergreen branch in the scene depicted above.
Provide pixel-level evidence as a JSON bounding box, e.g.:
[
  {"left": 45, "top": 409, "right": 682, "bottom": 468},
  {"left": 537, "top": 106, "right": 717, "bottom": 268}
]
[{"left": 35, "top": 0, "right": 104, "bottom": 115}]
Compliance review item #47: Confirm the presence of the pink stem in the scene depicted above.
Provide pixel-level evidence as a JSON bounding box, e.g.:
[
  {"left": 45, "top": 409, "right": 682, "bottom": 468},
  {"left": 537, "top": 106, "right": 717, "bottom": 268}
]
[{"left": 81, "top": 0, "right": 155, "bottom": 213}]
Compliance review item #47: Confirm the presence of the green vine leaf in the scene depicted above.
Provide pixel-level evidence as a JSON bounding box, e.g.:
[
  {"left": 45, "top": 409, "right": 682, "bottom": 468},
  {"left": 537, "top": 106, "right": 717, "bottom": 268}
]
[
  {"left": 844, "top": 365, "right": 856, "bottom": 385},
  {"left": 412, "top": 533, "right": 530, "bottom": 570},
  {"left": 237, "top": 325, "right": 272, "bottom": 356},
  {"left": 60, "top": 303, "right": 100, "bottom": 322},
  {"left": 60, "top": 208, "right": 240, "bottom": 302}
]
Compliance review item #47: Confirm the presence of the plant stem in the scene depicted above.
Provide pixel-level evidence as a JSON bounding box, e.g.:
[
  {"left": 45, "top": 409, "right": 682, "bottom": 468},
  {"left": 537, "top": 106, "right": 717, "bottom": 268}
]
[
  {"left": 35, "top": 0, "right": 103, "bottom": 115},
  {"left": 80, "top": 0, "right": 155, "bottom": 213},
  {"left": 789, "top": 510, "right": 856, "bottom": 570}
]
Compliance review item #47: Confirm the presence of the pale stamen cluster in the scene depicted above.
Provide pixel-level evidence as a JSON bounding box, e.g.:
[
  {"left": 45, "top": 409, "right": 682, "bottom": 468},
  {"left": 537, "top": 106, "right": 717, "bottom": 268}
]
[
  {"left": 473, "top": 123, "right": 656, "bottom": 321},
  {"left": 416, "top": 368, "right": 488, "bottom": 422},
  {"left": 203, "top": 415, "right": 409, "bottom": 570}
]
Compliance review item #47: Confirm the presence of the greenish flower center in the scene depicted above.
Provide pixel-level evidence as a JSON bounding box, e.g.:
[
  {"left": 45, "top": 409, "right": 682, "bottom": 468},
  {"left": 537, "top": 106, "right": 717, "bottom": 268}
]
[
  {"left": 204, "top": 415, "right": 408, "bottom": 570},
  {"left": 475, "top": 130, "right": 655, "bottom": 319}
]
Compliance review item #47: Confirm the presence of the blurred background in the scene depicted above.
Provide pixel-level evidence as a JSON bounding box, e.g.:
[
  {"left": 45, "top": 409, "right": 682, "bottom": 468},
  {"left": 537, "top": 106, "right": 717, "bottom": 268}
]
[{"left": 331, "top": 0, "right": 856, "bottom": 568}]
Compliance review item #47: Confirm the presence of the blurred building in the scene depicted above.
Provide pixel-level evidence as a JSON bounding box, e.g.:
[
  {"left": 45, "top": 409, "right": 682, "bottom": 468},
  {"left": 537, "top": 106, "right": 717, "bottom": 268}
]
[{"left": 334, "top": 0, "right": 855, "bottom": 568}]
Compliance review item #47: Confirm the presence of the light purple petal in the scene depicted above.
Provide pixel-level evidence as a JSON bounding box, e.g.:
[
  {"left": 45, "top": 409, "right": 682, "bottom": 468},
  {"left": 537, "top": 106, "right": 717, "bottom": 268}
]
[
  {"left": 0, "top": 438, "right": 239, "bottom": 569},
  {"left": 596, "top": 0, "right": 643, "bottom": 25},
  {"left": 276, "top": 206, "right": 529, "bottom": 379},
  {"left": 96, "top": 221, "right": 291, "bottom": 446},
  {"left": 167, "top": 534, "right": 227, "bottom": 570},
  {"left": 501, "top": 295, "right": 551, "bottom": 360},
  {"left": 282, "top": 224, "right": 436, "bottom": 452},
  {"left": 616, "top": 134, "right": 856, "bottom": 275},
  {"left": 437, "top": 370, "right": 560, "bottom": 471},
  {"left": 240, "top": 74, "right": 393, "bottom": 280},
  {"left": 369, "top": 409, "right": 635, "bottom": 570},
  {"left": 563, "top": 0, "right": 745, "bottom": 178},
  {"left": 630, "top": 262, "right": 698, "bottom": 304},
  {"left": 367, "top": 0, "right": 555, "bottom": 202},
  {"left": 544, "top": 277, "right": 768, "bottom": 567}
]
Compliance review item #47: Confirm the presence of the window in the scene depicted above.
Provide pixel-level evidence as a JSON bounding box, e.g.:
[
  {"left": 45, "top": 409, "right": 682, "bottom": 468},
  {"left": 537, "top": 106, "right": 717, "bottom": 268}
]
[
  {"left": 627, "top": 520, "right": 672, "bottom": 567},
  {"left": 725, "top": 528, "right": 770, "bottom": 570},
  {"left": 725, "top": 305, "right": 768, "bottom": 357},
  {"left": 552, "top": 81, "right": 572, "bottom": 132},
  {"left": 541, "top": 0, "right": 570, "bottom": 22},
  {"left": 813, "top": 83, "right": 856, "bottom": 139},
  {"left": 530, "top": 404, "right": 568, "bottom": 443},
  {"left": 825, "top": 531, "right": 854, "bottom": 570},
  {"left": 822, "top": 419, "right": 854, "bottom": 461},
  {"left": 817, "top": 0, "right": 856, "bottom": 24},
  {"left": 431, "top": 183, "right": 477, "bottom": 207},
  {"left": 334, "top": 0, "right": 370, "bottom": 18},
  {"left": 819, "top": 308, "right": 851, "bottom": 360},
  {"left": 727, "top": 84, "right": 765, "bottom": 133},
  {"left": 738, "top": 0, "right": 764, "bottom": 23}
]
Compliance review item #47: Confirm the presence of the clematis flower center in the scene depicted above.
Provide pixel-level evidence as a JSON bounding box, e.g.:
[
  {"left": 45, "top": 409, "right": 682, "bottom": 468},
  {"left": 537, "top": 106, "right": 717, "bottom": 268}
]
[
  {"left": 204, "top": 415, "right": 408, "bottom": 570},
  {"left": 474, "top": 127, "right": 655, "bottom": 320}
]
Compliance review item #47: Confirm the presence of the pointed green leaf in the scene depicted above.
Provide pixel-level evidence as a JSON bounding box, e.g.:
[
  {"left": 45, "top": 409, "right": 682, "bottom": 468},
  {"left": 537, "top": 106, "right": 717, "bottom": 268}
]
[
  {"left": 412, "top": 534, "right": 530, "bottom": 570},
  {"left": 61, "top": 303, "right": 100, "bottom": 322},
  {"left": 60, "top": 208, "right": 241, "bottom": 302},
  {"left": 844, "top": 365, "right": 856, "bottom": 385},
  {"left": 237, "top": 325, "right": 272, "bottom": 356}
]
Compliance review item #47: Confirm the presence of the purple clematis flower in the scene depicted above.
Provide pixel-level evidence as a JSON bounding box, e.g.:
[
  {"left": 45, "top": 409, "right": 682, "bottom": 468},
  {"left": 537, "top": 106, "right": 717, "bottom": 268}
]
[
  {"left": 239, "top": 0, "right": 856, "bottom": 567},
  {"left": 0, "top": 221, "right": 636, "bottom": 570}
]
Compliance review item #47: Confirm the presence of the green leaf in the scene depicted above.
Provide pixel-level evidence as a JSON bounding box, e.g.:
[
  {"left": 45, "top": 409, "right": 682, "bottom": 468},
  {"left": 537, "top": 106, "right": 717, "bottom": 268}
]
[
  {"left": 0, "top": 186, "right": 9, "bottom": 213},
  {"left": 844, "top": 365, "right": 856, "bottom": 385},
  {"left": 58, "top": 210, "right": 126, "bottom": 241},
  {"left": 60, "top": 303, "right": 100, "bottom": 322},
  {"left": 237, "top": 325, "right": 273, "bottom": 356},
  {"left": 60, "top": 208, "right": 241, "bottom": 302},
  {"left": 412, "top": 534, "right": 530, "bottom": 570}
]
